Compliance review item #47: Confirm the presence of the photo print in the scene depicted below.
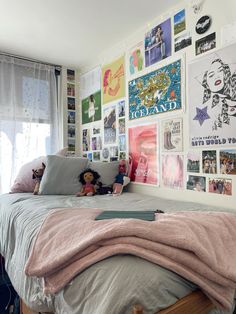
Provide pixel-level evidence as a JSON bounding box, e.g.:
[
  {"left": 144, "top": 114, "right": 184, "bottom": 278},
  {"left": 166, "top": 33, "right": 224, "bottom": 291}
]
[
  {"left": 68, "top": 111, "right": 76, "bottom": 124},
  {"left": 102, "top": 147, "right": 109, "bottom": 160},
  {"left": 189, "top": 43, "right": 236, "bottom": 147},
  {"left": 68, "top": 125, "right": 75, "bottom": 138},
  {"left": 118, "top": 99, "right": 125, "bottom": 117},
  {"left": 67, "top": 83, "right": 75, "bottom": 97},
  {"left": 129, "top": 124, "right": 158, "bottom": 185},
  {"left": 129, "top": 59, "right": 182, "bottom": 120},
  {"left": 68, "top": 138, "right": 75, "bottom": 152},
  {"left": 119, "top": 152, "right": 126, "bottom": 160},
  {"left": 145, "top": 18, "right": 172, "bottom": 67},
  {"left": 104, "top": 104, "right": 116, "bottom": 144},
  {"left": 220, "top": 149, "right": 236, "bottom": 174},
  {"left": 67, "top": 97, "right": 75, "bottom": 110},
  {"left": 195, "top": 32, "right": 216, "bottom": 56},
  {"left": 82, "top": 90, "right": 101, "bottom": 124},
  {"left": 129, "top": 42, "right": 144, "bottom": 75},
  {"left": 92, "top": 136, "right": 102, "bottom": 151},
  {"left": 174, "top": 32, "right": 192, "bottom": 52},
  {"left": 82, "top": 129, "right": 90, "bottom": 151},
  {"left": 119, "top": 118, "right": 126, "bottom": 134},
  {"left": 187, "top": 175, "right": 206, "bottom": 192},
  {"left": 87, "top": 152, "right": 92, "bottom": 161},
  {"left": 67, "top": 69, "right": 75, "bottom": 83},
  {"left": 202, "top": 150, "right": 217, "bottom": 174},
  {"left": 162, "top": 155, "right": 184, "bottom": 189},
  {"left": 209, "top": 178, "right": 232, "bottom": 195},
  {"left": 93, "top": 126, "right": 101, "bottom": 135},
  {"left": 161, "top": 118, "right": 183, "bottom": 152},
  {"left": 187, "top": 151, "right": 200, "bottom": 173},
  {"left": 174, "top": 9, "right": 186, "bottom": 35},
  {"left": 119, "top": 135, "right": 126, "bottom": 151},
  {"left": 110, "top": 146, "right": 118, "bottom": 158},
  {"left": 93, "top": 152, "right": 101, "bottom": 162}
]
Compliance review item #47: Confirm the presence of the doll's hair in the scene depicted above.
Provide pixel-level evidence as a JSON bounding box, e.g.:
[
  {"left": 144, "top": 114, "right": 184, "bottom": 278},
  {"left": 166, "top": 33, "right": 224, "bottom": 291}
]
[{"left": 79, "top": 168, "right": 100, "bottom": 185}]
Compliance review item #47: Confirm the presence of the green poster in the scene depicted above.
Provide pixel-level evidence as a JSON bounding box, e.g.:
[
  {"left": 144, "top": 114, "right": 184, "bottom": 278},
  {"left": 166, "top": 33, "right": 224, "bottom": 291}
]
[{"left": 82, "top": 90, "right": 101, "bottom": 124}]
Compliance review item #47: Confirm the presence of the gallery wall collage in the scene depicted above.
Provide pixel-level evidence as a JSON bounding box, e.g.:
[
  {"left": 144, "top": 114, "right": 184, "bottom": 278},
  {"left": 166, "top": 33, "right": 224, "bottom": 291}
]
[
  {"left": 79, "top": 7, "right": 236, "bottom": 197},
  {"left": 66, "top": 69, "right": 76, "bottom": 154}
]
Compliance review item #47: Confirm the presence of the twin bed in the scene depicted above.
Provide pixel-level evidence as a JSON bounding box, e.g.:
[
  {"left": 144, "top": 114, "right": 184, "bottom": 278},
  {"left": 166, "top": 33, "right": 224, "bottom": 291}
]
[{"left": 0, "top": 191, "right": 235, "bottom": 314}]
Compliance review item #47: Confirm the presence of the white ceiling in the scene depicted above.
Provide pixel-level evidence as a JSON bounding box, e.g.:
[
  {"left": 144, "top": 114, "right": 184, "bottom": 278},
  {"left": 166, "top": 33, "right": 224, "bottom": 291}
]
[{"left": 0, "top": 0, "right": 179, "bottom": 68}]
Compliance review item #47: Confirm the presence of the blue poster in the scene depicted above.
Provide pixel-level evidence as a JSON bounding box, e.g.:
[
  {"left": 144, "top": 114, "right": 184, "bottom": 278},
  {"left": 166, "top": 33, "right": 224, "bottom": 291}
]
[{"left": 129, "top": 59, "right": 182, "bottom": 120}]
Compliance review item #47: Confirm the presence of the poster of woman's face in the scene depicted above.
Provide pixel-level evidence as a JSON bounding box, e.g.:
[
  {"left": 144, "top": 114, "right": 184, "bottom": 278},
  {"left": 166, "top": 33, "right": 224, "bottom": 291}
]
[
  {"left": 189, "top": 42, "right": 236, "bottom": 148},
  {"left": 129, "top": 124, "right": 158, "bottom": 185}
]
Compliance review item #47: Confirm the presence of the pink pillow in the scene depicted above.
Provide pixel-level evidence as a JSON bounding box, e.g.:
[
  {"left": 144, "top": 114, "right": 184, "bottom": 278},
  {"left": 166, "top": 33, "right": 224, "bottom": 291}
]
[
  {"left": 10, "top": 148, "right": 68, "bottom": 193},
  {"left": 10, "top": 156, "right": 46, "bottom": 193}
]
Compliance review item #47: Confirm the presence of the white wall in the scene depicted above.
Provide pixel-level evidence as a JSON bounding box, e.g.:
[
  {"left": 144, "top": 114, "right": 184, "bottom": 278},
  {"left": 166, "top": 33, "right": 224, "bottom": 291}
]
[{"left": 79, "top": 0, "right": 236, "bottom": 210}]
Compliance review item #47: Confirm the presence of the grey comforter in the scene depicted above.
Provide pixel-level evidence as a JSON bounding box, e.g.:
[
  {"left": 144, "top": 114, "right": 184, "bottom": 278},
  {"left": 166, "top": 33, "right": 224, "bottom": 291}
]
[{"left": 0, "top": 192, "right": 234, "bottom": 314}]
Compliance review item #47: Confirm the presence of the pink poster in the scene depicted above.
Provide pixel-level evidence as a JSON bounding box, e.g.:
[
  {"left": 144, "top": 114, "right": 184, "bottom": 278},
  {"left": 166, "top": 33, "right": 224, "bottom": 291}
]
[
  {"left": 128, "top": 124, "right": 158, "bottom": 185},
  {"left": 162, "top": 155, "right": 184, "bottom": 189}
]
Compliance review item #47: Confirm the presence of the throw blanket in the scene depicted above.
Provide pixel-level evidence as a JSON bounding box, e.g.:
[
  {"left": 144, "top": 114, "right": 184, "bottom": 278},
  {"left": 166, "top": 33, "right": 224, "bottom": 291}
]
[{"left": 25, "top": 208, "right": 236, "bottom": 311}]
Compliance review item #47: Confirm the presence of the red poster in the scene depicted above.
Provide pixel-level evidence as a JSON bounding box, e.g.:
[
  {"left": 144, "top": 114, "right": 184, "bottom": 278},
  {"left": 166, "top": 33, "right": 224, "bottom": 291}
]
[{"left": 128, "top": 124, "right": 158, "bottom": 185}]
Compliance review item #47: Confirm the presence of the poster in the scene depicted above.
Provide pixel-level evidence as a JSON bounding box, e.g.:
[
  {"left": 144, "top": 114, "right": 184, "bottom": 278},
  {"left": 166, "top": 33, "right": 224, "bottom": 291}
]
[
  {"left": 129, "top": 59, "right": 182, "bottom": 120},
  {"left": 162, "top": 155, "right": 184, "bottom": 189},
  {"left": 187, "top": 175, "right": 206, "bottom": 192},
  {"left": 80, "top": 66, "right": 101, "bottom": 100},
  {"left": 209, "top": 178, "right": 232, "bottom": 195},
  {"left": 82, "top": 90, "right": 101, "bottom": 124},
  {"left": 102, "top": 56, "right": 125, "bottom": 104},
  {"left": 187, "top": 151, "right": 200, "bottom": 173},
  {"left": 145, "top": 18, "right": 172, "bottom": 67},
  {"left": 202, "top": 150, "right": 217, "bottom": 174},
  {"left": 161, "top": 118, "right": 183, "bottom": 152},
  {"left": 189, "top": 43, "right": 236, "bottom": 147},
  {"left": 220, "top": 149, "right": 236, "bottom": 174},
  {"left": 103, "top": 104, "right": 116, "bottom": 144},
  {"left": 128, "top": 42, "right": 144, "bottom": 76},
  {"left": 129, "top": 124, "right": 158, "bottom": 185},
  {"left": 174, "top": 9, "right": 186, "bottom": 35}
]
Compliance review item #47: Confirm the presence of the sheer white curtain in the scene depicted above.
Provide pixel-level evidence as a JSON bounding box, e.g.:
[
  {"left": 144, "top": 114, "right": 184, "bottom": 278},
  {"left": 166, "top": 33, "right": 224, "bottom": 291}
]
[{"left": 0, "top": 55, "right": 60, "bottom": 193}]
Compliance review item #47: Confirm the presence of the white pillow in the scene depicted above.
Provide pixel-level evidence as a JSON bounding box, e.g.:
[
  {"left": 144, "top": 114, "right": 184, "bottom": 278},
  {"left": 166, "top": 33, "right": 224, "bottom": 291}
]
[
  {"left": 39, "top": 155, "right": 88, "bottom": 195},
  {"left": 88, "top": 161, "right": 119, "bottom": 186}
]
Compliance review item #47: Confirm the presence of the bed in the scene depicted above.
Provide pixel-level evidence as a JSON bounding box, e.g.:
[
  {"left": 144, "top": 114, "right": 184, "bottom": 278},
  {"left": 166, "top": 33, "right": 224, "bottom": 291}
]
[{"left": 0, "top": 191, "right": 235, "bottom": 314}]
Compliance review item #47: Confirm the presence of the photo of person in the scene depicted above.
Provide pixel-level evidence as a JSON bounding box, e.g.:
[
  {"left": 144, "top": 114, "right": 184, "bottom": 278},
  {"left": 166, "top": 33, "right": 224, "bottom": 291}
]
[
  {"left": 119, "top": 135, "right": 126, "bottom": 151},
  {"left": 144, "top": 18, "right": 171, "bottom": 67},
  {"left": 187, "top": 175, "right": 206, "bottom": 192},
  {"left": 118, "top": 100, "right": 125, "bottom": 117},
  {"left": 102, "top": 147, "right": 109, "bottom": 160},
  {"left": 209, "top": 178, "right": 232, "bottom": 195},
  {"left": 82, "top": 91, "right": 101, "bottom": 124},
  {"left": 92, "top": 136, "right": 102, "bottom": 151},
  {"left": 189, "top": 43, "right": 236, "bottom": 147},
  {"left": 93, "top": 127, "right": 101, "bottom": 135},
  {"left": 68, "top": 111, "right": 76, "bottom": 124},
  {"left": 202, "top": 150, "right": 217, "bottom": 174},
  {"left": 187, "top": 151, "right": 200, "bottom": 173},
  {"left": 119, "top": 118, "right": 125, "bottom": 134},
  {"left": 195, "top": 33, "right": 216, "bottom": 56},
  {"left": 67, "top": 83, "right": 75, "bottom": 97},
  {"left": 67, "top": 69, "right": 75, "bottom": 83},
  {"left": 220, "top": 149, "right": 236, "bottom": 174},
  {"left": 110, "top": 146, "right": 118, "bottom": 158},
  {"left": 162, "top": 155, "right": 184, "bottom": 189},
  {"left": 104, "top": 105, "right": 116, "bottom": 144},
  {"left": 67, "top": 97, "right": 75, "bottom": 110},
  {"left": 82, "top": 129, "right": 90, "bottom": 151},
  {"left": 68, "top": 125, "right": 75, "bottom": 138},
  {"left": 129, "top": 124, "right": 158, "bottom": 185}
]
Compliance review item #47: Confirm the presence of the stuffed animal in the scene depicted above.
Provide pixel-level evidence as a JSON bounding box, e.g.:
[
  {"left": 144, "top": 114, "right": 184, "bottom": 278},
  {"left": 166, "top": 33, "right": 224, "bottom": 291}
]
[
  {"left": 113, "top": 160, "right": 130, "bottom": 195},
  {"left": 76, "top": 168, "right": 100, "bottom": 197},
  {"left": 32, "top": 162, "right": 46, "bottom": 195}
]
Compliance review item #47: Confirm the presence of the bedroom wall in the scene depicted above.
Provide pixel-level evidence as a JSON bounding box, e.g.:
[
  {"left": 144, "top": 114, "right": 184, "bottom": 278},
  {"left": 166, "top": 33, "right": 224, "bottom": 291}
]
[{"left": 78, "top": 0, "right": 236, "bottom": 210}]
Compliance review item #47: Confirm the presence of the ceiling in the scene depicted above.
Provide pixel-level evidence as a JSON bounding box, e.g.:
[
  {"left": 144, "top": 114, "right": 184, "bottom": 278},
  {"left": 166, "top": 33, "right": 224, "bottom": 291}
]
[{"left": 0, "top": 0, "right": 179, "bottom": 69}]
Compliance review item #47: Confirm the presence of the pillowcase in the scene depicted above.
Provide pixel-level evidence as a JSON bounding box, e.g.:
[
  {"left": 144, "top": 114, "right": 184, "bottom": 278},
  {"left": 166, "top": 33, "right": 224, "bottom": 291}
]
[
  {"left": 39, "top": 155, "right": 89, "bottom": 195},
  {"left": 10, "top": 156, "right": 46, "bottom": 193},
  {"left": 88, "top": 161, "right": 119, "bottom": 186}
]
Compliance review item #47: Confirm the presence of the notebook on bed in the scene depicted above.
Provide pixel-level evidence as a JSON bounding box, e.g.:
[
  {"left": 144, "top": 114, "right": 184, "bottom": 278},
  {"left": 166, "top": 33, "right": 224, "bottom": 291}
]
[{"left": 95, "top": 211, "right": 156, "bottom": 221}]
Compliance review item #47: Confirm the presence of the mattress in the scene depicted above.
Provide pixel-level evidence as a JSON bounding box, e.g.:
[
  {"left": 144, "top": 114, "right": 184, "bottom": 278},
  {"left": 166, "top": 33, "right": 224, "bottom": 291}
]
[{"left": 0, "top": 192, "right": 234, "bottom": 314}]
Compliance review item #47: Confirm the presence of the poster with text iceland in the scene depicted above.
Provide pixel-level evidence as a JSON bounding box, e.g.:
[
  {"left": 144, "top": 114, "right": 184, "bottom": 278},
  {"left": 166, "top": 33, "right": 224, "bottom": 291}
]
[{"left": 129, "top": 59, "right": 182, "bottom": 120}]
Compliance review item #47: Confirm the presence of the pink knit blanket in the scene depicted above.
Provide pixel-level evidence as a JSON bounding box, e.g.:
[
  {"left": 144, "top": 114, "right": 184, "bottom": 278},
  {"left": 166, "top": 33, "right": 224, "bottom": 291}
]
[{"left": 25, "top": 208, "right": 236, "bottom": 310}]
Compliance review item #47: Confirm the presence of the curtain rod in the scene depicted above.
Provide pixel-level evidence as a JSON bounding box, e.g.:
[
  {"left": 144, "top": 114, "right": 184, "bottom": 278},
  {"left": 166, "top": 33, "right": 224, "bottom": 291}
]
[{"left": 0, "top": 51, "right": 61, "bottom": 69}]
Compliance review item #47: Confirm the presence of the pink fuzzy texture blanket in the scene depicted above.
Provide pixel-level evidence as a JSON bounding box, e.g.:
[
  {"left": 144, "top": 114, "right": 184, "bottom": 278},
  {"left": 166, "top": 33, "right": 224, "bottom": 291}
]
[{"left": 25, "top": 208, "right": 236, "bottom": 310}]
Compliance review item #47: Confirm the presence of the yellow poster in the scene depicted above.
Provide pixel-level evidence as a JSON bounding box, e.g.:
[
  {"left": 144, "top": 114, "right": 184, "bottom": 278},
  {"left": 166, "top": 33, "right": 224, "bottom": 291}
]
[{"left": 102, "top": 56, "right": 125, "bottom": 104}]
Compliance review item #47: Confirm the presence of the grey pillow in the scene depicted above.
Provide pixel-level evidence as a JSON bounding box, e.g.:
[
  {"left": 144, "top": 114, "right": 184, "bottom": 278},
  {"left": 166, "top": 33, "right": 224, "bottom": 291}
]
[
  {"left": 39, "top": 155, "right": 88, "bottom": 195},
  {"left": 89, "top": 161, "right": 119, "bottom": 186}
]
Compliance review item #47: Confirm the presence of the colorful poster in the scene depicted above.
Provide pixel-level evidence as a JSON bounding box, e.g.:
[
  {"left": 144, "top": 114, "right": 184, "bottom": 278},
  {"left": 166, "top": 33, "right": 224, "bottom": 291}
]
[
  {"left": 102, "top": 56, "right": 125, "bottom": 104},
  {"left": 162, "top": 155, "right": 184, "bottom": 189},
  {"left": 129, "top": 42, "right": 144, "bottom": 76},
  {"left": 187, "top": 175, "right": 206, "bottom": 192},
  {"left": 82, "top": 90, "right": 101, "bottom": 124},
  {"left": 129, "top": 124, "right": 158, "bottom": 185},
  {"left": 129, "top": 59, "right": 182, "bottom": 120},
  {"left": 220, "top": 149, "right": 236, "bottom": 174},
  {"left": 175, "top": 32, "right": 192, "bottom": 52},
  {"left": 161, "top": 118, "right": 183, "bottom": 152},
  {"left": 103, "top": 104, "right": 116, "bottom": 144},
  {"left": 209, "top": 178, "right": 232, "bottom": 195},
  {"left": 195, "top": 33, "right": 216, "bottom": 56},
  {"left": 187, "top": 151, "right": 200, "bottom": 173},
  {"left": 202, "top": 150, "right": 217, "bottom": 174},
  {"left": 174, "top": 9, "right": 186, "bottom": 35},
  {"left": 145, "top": 18, "right": 171, "bottom": 67},
  {"left": 189, "top": 43, "right": 236, "bottom": 147}
]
